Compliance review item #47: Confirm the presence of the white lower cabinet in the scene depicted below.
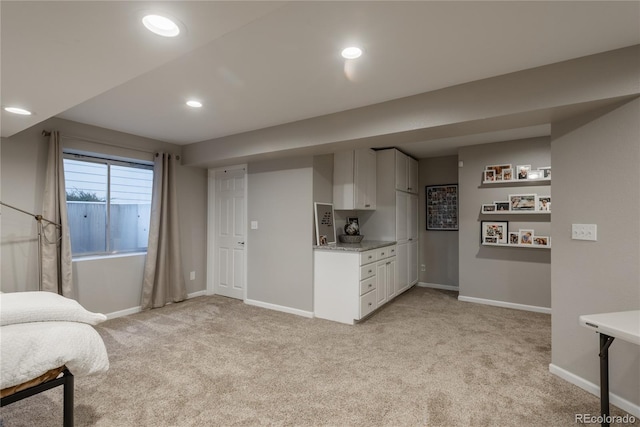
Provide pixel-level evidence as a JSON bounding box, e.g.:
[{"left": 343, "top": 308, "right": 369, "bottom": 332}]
[{"left": 314, "top": 245, "right": 397, "bottom": 325}]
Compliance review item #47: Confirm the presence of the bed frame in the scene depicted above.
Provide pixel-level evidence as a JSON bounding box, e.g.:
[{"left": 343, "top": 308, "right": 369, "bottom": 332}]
[{"left": 0, "top": 367, "right": 74, "bottom": 427}]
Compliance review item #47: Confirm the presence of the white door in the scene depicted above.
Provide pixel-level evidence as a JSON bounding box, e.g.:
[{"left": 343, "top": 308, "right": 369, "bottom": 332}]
[{"left": 214, "top": 168, "right": 246, "bottom": 299}]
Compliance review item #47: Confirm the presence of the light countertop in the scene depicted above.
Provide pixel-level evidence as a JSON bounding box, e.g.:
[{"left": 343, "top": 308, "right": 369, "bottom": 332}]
[{"left": 313, "top": 240, "right": 396, "bottom": 252}]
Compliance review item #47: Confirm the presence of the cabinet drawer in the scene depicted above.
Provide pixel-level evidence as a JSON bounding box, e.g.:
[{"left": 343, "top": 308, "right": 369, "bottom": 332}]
[
  {"left": 359, "top": 290, "right": 377, "bottom": 319},
  {"left": 360, "top": 263, "right": 376, "bottom": 280},
  {"left": 360, "top": 250, "right": 377, "bottom": 265},
  {"left": 359, "top": 276, "right": 376, "bottom": 296},
  {"left": 377, "top": 246, "right": 395, "bottom": 260}
]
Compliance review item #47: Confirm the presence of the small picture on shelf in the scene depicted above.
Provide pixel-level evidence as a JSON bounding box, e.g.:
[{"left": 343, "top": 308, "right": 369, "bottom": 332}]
[
  {"left": 539, "top": 167, "right": 551, "bottom": 179},
  {"left": 482, "top": 204, "right": 496, "bottom": 213},
  {"left": 481, "top": 221, "right": 508, "bottom": 244},
  {"left": 537, "top": 196, "right": 551, "bottom": 211},
  {"left": 517, "top": 165, "right": 531, "bottom": 180},
  {"left": 495, "top": 201, "right": 510, "bottom": 211},
  {"left": 509, "top": 232, "right": 520, "bottom": 245},
  {"left": 509, "top": 193, "right": 537, "bottom": 211},
  {"left": 485, "top": 164, "right": 512, "bottom": 182},
  {"left": 533, "top": 236, "right": 550, "bottom": 246},
  {"left": 483, "top": 169, "right": 496, "bottom": 182},
  {"left": 519, "top": 229, "right": 534, "bottom": 245},
  {"left": 502, "top": 168, "right": 513, "bottom": 181},
  {"left": 528, "top": 170, "right": 543, "bottom": 180}
]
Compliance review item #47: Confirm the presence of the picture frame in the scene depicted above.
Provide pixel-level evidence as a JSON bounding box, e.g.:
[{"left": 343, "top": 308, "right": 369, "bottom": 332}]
[
  {"left": 509, "top": 193, "right": 537, "bottom": 211},
  {"left": 527, "top": 169, "right": 543, "bottom": 180},
  {"left": 483, "top": 169, "right": 496, "bottom": 182},
  {"left": 481, "top": 221, "right": 508, "bottom": 244},
  {"left": 502, "top": 168, "right": 513, "bottom": 181},
  {"left": 509, "top": 232, "right": 520, "bottom": 245},
  {"left": 538, "top": 166, "right": 551, "bottom": 179},
  {"left": 485, "top": 164, "right": 512, "bottom": 182},
  {"left": 346, "top": 217, "right": 359, "bottom": 226},
  {"left": 533, "top": 236, "right": 550, "bottom": 246},
  {"left": 314, "top": 202, "right": 336, "bottom": 245},
  {"left": 495, "top": 201, "right": 510, "bottom": 212},
  {"left": 519, "top": 229, "right": 534, "bottom": 245},
  {"left": 482, "top": 204, "right": 496, "bottom": 213},
  {"left": 537, "top": 196, "right": 551, "bottom": 211},
  {"left": 516, "top": 165, "right": 531, "bottom": 180},
  {"left": 426, "top": 184, "right": 458, "bottom": 230}
]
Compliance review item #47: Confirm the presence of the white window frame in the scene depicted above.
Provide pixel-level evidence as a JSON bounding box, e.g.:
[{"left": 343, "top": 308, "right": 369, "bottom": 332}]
[{"left": 63, "top": 152, "right": 154, "bottom": 257}]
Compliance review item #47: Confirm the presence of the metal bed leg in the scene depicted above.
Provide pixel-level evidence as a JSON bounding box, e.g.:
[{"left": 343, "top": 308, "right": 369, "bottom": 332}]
[
  {"left": 63, "top": 369, "right": 74, "bottom": 427},
  {"left": 599, "top": 333, "right": 615, "bottom": 427}
]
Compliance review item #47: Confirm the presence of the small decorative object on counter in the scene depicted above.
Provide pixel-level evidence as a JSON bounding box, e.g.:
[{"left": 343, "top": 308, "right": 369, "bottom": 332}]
[{"left": 344, "top": 221, "right": 359, "bottom": 236}]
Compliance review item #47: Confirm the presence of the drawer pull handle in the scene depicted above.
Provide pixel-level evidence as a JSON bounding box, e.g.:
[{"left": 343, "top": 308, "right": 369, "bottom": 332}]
[
  {"left": 365, "top": 204, "right": 371, "bottom": 207},
  {"left": 368, "top": 270, "right": 372, "bottom": 274},
  {"left": 381, "top": 252, "right": 385, "bottom": 256},
  {"left": 368, "top": 284, "right": 372, "bottom": 288},
  {"left": 368, "top": 302, "right": 373, "bottom": 306}
]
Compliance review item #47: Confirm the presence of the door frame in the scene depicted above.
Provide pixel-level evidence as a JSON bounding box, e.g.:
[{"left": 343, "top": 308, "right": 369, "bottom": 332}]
[{"left": 206, "top": 164, "right": 248, "bottom": 299}]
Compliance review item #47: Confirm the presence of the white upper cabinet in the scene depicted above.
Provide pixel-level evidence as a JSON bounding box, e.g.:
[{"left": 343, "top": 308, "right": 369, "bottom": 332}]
[
  {"left": 334, "top": 148, "right": 377, "bottom": 210},
  {"left": 394, "top": 150, "right": 418, "bottom": 194}
]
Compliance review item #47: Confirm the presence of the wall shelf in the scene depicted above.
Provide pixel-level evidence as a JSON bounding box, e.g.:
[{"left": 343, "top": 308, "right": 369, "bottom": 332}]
[
  {"left": 481, "top": 178, "right": 550, "bottom": 187},
  {"left": 482, "top": 243, "right": 551, "bottom": 249},
  {"left": 481, "top": 210, "right": 550, "bottom": 215}
]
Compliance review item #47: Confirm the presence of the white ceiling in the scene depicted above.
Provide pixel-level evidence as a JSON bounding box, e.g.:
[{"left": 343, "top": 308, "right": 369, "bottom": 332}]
[{"left": 2, "top": 1, "right": 639, "bottom": 158}]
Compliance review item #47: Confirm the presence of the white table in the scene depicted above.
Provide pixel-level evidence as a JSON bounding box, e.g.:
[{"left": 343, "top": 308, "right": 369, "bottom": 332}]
[{"left": 579, "top": 310, "right": 640, "bottom": 427}]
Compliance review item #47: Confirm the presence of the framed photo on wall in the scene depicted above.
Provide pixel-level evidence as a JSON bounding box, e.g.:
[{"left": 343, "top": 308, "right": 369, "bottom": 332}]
[
  {"left": 426, "top": 184, "right": 458, "bottom": 231},
  {"left": 481, "top": 221, "right": 508, "bottom": 244}
]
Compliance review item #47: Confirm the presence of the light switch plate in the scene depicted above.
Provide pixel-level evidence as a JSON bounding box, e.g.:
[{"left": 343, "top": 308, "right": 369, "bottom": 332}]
[
  {"left": 572, "top": 224, "right": 597, "bottom": 241},
  {"left": 251, "top": 221, "right": 258, "bottom": 230}
]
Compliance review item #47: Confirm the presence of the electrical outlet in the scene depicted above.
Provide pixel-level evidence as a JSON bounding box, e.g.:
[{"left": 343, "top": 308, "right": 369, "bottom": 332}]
[
  {"left": 251, "top": 221, "right": 258, "bottom": 230},
  {"left": 572, "top": 224, "right": 597, "bottom": 241},
  {"left": 190, "top": 271, "right": 196, "bottom": 281},
  {"left": 420, "top": 264, "right": 426, "bottom": 272}
]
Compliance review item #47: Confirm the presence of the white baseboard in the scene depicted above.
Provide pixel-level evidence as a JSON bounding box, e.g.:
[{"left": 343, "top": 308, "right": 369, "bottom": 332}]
[
  {"left": 418, "top": 282, "right": 459, "bottom": 291},
  {"left": 549, "top": 363, "right": 640, "bottom": 417},
  {"left": 244, "top": 298, "right": 314, "bottom": 318},
  {"left": 105, "top": 306, "right": 141, "bottom": 320},
  {"left": 105, "top": 290, "right": 207, "bottom": 319},
  {"left": 187, "top": 290, "right": 207, "bottom": 299},
  {"left": 458, "top": 295, "right": 551, "bottom": 314}
]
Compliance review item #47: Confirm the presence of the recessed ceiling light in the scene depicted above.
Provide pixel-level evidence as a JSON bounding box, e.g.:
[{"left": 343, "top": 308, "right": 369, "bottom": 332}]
[
  {"left": 341, "top": 47, "right": 362, "bottom": 59},
  {"left": 142, "top": 14, "right": 180, "bottom": 37},
  {"left": 4, "top": 107, "right": 32, "bottom": 115},
  {"left": 186, "top": 100, "right": 202, "bottom": 108}
]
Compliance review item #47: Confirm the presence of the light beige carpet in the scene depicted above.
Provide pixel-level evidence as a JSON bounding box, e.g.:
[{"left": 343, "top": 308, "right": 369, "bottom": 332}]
[{"left": 0, "top": 287, "right": 637, "bottom": 426}]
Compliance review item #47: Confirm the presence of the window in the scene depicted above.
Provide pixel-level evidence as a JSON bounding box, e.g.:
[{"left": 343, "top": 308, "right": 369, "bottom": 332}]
[{"left": 63, "top": 153, "right": 153, "bottom": 256}]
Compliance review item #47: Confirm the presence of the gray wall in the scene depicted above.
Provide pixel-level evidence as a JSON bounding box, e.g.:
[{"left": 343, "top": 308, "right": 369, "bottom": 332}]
[
  {"left": 0, "top": 117, "right": 208, "bottom": 314},
  {"left": 458, "top": 137, "right": 551, "bottom": 309},
  {"left": 419, "top": 155, "right": 459, "bottom": 287},
  {"left": 551, "top": 98, "right": 639, "bottom": 406},
  {"left": 247, "top": 157, "right": 314, "bottom": 312}
]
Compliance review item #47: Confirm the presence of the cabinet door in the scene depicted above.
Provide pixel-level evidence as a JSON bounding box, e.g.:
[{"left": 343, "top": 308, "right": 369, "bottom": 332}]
[
  {"left": 387, "top": 258, "right": 397, "bottom": 300},
  {"left": 395, "top": 150, "right": 408, "bottom": 192},
  {"left": 408, "top": 240, "right": 418, "bottom": 286},
  {"left": 354, "top": 148, "right": 376, "bottom": 210},
  {"left": 396, "top": 191, "right": 409, "bottom": 242},
  {"left": 408, "top": 194, "right": 418, "bottom": 241},
  {"left": 396, "top": 242, "right": 408, "bottom": 293},
  {"left": 376, "top": 260, "right": 387, "bottom": 306},
  {"left": 407, "top": 157, "right": 418, "bottom": 194}
]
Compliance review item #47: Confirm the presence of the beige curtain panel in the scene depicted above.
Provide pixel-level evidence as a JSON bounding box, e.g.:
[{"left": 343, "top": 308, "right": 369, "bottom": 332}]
[
  {"left": 141, "top": 152, "right": 187, "bottom": 309},
  {"left": 41, "top": 131, "right": 75, "bottom": 298}
]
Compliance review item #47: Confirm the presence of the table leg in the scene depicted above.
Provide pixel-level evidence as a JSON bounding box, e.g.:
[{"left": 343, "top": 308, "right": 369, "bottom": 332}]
[{"left": 599, "top": 333, "right": 615, "bottom": 427}]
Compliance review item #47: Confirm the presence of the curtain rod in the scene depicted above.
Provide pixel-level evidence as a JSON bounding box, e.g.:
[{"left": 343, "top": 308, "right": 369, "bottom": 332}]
[{"left": 42, "top": 129, "right": 156, "bottom": 155}]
